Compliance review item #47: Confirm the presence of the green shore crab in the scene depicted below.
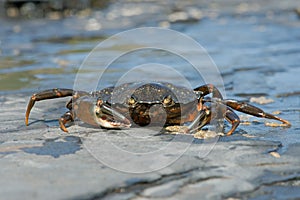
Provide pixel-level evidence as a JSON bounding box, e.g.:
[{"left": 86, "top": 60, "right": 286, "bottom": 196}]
[{"left": 25, "top": 82, "right": 291, "bottom": 135}]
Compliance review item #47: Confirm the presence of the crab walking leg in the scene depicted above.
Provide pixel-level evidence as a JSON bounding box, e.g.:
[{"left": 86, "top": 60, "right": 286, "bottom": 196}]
[
  {"left": 224, "top": 99, "right": 291, "bottom": 126},
  {"left": 25, "top": 88, "right": 74, "bottom": 125},
  {"left": 194, "top": 84, "right": 224, "bottom": 99},
  {"left": 58, "top": 111, "right": 74, "bottom": 132},
  {"left": 224, "top": 108, "right": 240, "bottom": 135}
]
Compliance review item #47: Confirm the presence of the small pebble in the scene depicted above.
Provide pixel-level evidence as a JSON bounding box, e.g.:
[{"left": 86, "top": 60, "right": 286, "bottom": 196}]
[
  {"left": 250, "top": 96, "right": 274, "bottom": 104},
  {"left": 269, "top": 151, "right": 281, "bottom": 158},
  {"left": 265, "top": 122, "right": 288, "bottom": 127},
  {"left": 272, "top": 110, "right": 281, "bottom": 115},
  {"left": 165, "top": 126, "right": 223, "bottom": 139},
  {"left": 242, "top": 134, "right": 256, "bottom": 138},
  {"left": 240, "top": 121, "right": 252, "bottom": 125},
  {"left": 165, "top": 125, "right": 188, "bottom": 133},
  {"left": 194, "top": 130, "right": 224, "bottom": 139}
]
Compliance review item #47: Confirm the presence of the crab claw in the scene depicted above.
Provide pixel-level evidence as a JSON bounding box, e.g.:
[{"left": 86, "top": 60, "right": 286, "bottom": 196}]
[
  {"left": 94, "top": 103, "right": 131, "bottom": 128},
  {"left": 74, "top": 97, "right": 131, "bottom": 129}
]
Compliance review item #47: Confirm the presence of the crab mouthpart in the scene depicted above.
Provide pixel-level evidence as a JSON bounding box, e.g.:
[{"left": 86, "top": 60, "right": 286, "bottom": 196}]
[{"left": 94, "top": 104, "right": 131, "bottom": 129}]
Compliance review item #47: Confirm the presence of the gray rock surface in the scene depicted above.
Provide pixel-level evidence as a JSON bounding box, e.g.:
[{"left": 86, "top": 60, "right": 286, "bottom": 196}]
[{"left": 0, "top": 92, "right": 299, "bottom": 199}]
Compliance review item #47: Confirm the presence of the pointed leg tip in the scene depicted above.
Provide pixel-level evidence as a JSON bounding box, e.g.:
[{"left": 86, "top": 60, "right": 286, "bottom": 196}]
[
  {"left": 276, "top": 117, "right": 291, "bottom": 127},
  {"left": 63, "top": 129, "right": 69, "bottom": 133},
  {"left": 60, "top": 125, "right": 69, "bottom": 133},
  {"left": 283, "top": 120, "right": 291, "bottom": 127},
  {"left": 59, "top": 120, "right": 69, "bottom": 133},
  {"left": 226, "top": 130, "right": 234, "bottom": 136},
  {"left": 25, "top": 117, "right": 29, "bottom": 126}
]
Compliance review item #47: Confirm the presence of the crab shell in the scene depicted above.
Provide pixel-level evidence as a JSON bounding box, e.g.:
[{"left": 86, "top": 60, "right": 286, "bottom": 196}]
[{"left": 74, "top": 82, "right": 201, "bottom": 128}]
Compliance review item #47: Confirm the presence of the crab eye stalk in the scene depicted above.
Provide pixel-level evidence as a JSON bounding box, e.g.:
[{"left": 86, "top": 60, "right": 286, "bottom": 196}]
[
  {"left": 96, "top": 99, "right": 103, "bottom": 106},
  {"left": 127, "top": 96, "right": 137, "bottom": 107},
  {"left": 163, "top": 95, "right": 174, "bottom": 107}
]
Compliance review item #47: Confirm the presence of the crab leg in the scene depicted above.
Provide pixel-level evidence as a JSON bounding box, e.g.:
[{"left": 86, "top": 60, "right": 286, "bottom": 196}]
[
  {"left": 223, "top": 99, "right": 291, "bottom": 126},
  {"left": 224, "top": 107, "right": 240, "bottom": 135},
  {"left": 194, "top": 84, "right": 223, "bottom": 99},
  {"left": 25, "top": 88, "right": 75, "bottom": 125},
  {"left": 58, "top": 111, "right": 74, "bottom": 132},
  {"left": 187, "top": 83, "right": 225, "bottom": 133}
]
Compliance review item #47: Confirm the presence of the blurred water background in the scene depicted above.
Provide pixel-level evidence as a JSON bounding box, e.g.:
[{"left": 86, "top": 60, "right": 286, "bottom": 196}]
[
  {"left": 1, "top": 0, "right": 299, "bottom": 95},
  {"left": 1, "top": 0, "right": 300, "bottom": 136}
]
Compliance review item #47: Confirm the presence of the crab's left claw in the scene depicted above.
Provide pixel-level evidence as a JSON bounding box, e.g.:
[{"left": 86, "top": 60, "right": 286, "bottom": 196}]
[{"left": 74, "top": 97, "right": 131, "bottom": 129}]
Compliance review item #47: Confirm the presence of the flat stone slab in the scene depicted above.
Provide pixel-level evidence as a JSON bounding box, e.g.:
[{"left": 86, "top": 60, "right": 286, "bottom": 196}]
[{"left": 0, "top": 92, "right": 299, "bottom": 200}]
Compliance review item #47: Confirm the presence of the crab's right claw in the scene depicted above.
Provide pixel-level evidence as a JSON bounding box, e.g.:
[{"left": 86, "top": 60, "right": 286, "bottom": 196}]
[
  {"left": 74, "top": 97, "right": 131, "bottom": 129},
  {"left": 94, "top": 104, "right": 131, "bottom": 128}
]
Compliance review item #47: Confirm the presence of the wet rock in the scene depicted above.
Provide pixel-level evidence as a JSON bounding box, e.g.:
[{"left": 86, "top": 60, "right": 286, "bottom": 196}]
[
  {"left": 168, "top": 8, "right": 202, "bottom": 23},
  {"left": 232, "top": 71, "right": 269, "bottom": 97},
  {"left": 3, "top": 0, "right": 110, "bottom": 18},
  {"left": 141, "top": 179, "right": 187, "bottom": 198},
  {"left": 0, "top": 90, "right": 299, "bottom": 199}
]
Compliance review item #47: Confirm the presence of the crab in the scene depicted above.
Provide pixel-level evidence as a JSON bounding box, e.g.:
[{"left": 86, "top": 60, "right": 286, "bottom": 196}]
[{"left": 25, "top": 82, "right": 291, "bottom": 135}]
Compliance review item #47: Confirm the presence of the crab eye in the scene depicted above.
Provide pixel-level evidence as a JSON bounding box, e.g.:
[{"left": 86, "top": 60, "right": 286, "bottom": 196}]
[
  {"left": 127, "top": 97, "right": 136, "bottom": 106},
  {"left": 163, "top": 95, "right": 174, "bottom": 107},
  {"left": 96, "top": 99, "right": 103, "bottom": 107}
]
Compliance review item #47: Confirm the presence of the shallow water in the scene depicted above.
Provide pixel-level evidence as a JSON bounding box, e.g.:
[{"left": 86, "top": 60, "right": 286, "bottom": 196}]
[{"left": 0, "top": 1, "right": 299, "bottom": 92}]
